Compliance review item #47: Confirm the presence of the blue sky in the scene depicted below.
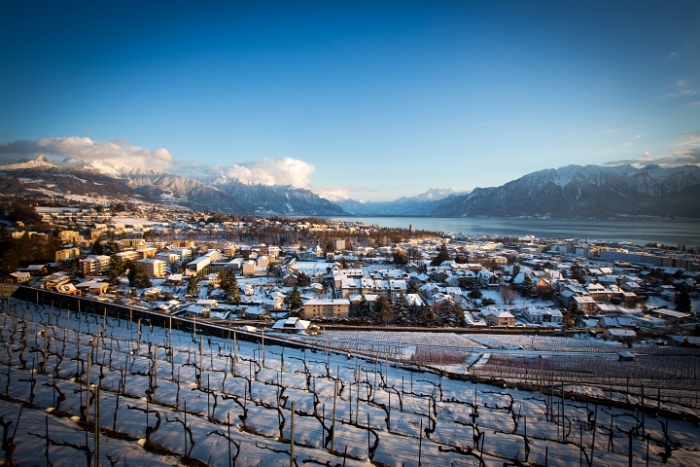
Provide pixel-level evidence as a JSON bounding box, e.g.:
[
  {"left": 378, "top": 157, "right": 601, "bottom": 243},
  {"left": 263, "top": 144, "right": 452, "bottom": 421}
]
[{"left": 1, "top": 1, "right": 699, "bottom": 201}]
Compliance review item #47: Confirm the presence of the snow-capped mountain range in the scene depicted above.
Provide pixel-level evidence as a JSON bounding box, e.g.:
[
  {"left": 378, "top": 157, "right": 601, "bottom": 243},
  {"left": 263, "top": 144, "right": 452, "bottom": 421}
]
[
  {"left": 431, "top": 164, "right": 700, "bottom": 219},
  {"left": 1, "top": 157, "right": 699, "bottom": 219},
  {"left": 337, "top": 188, "right": 467, "bottom": 216},
  {"left": 0, "top": 156, "right": 346, "bottom": 216}
]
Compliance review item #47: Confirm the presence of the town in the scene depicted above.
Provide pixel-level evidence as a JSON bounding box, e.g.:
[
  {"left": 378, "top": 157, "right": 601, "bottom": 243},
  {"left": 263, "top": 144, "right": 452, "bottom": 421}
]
[
  {"left": 2, "top": 200, "right": 698, "bottom": 345},
  {"left": 3, "top": 203, "right": 700, "bottom": 467}
]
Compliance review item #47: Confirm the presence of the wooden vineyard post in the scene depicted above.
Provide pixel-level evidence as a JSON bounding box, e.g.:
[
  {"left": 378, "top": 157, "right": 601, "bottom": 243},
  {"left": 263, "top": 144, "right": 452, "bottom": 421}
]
[
  {"left": 641, "top": 384, "right": 645, "bottom": 439},
  {"left": 374, "top": 357, "right": 378, "bottom": 396},
  {"left": 646, "top": 432, "right": 650, "bottom": 467},
  {"left": 227, "top": 413, "right": 232, "bottom": 467},
  {"left": 590, "top": 403, "right": 598, "bottom": 467},
  {"left": 367, "top": 413, "right": 371, "bottom": 460},
  {"left": 43, "top": 324, "right": 48, "bottom": 373},
  {"left": 332, "top": 378, "right": 338, "bottom": 452},
  {"left": 356, "top": 365, "right": 361, "bottom": 423},
  {"left": 86, "top": 353, "right": 91, "bottom": 423},
  {"left": 169, "top": 316, "right": 172, "bottom": 349},
  {"left": 290, "top": 401, "right": 296, "bottom": 467},
  {"left": 387, "top": 391, "right": 391, "bottom": 432},
  {"left": 349, "top": 381, "right": 353, "bottom": 424},
  {"left": 628, "top": 430, "right": 633, "bottom": 467},
  {"left": 199, "top": 337, "right": 204, "bottom": 389},
  {"left": 261, "top": 327, "right": 265, "bottom": 367},
  {"left": 153, "top": 345, "right": 158, "bottom": 402},
  {"left": 95, "top": 380, "right": 100, "bottom": 467},
  {"left": 45, "top": 415, "right": 50, "bottom": 467},
  {"left": 385, "top": 350, "right": 389, "bottom": 388},
  {"left": 562, "top": 380, "right": 566, "bottom": 442},
  {"left": 418, "top": 418, "right": 423, "bottom": 467}
]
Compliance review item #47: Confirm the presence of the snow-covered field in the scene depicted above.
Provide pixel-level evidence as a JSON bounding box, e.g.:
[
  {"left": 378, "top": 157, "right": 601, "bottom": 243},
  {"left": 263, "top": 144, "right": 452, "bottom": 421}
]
[{"left": 1, "top": 296, "right": 699, "bottom": 466}]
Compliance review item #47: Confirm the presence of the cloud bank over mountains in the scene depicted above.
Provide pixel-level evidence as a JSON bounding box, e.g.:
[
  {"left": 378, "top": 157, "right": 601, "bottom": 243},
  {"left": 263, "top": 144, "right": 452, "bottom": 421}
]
[
  {"left": 0, "top": 136, "right": 319, "bottom": 190},
  {"left": 605, "top": 132, "right": 700, "bottom": 168},
  {"left": 221, "top": 157, "right": 315, "bottom": 188},
  {"left": 4, "top": 133, "right": 700, "bottom": 204},
  {"left": 0, "top": 137, "right": 174, "bottom": 172}
]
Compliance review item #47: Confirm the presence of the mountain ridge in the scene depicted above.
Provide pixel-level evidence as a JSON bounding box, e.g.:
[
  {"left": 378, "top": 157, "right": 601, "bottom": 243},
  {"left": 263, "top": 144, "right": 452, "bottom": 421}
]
[
  {"left": 2, "top": 157, "right": 700, "bottom": 219},
  {"left": 431, "top": 164, "right": 700, "bottom": 219},
  {"left": 0, "top": 157, "right": 347, "bottom": 215}
]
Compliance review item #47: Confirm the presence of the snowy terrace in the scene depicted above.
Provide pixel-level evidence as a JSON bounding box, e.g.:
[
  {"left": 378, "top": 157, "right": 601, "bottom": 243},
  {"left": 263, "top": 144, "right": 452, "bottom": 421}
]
[{"left": 1, "top": 296, "right": 699, "bottom": 466}]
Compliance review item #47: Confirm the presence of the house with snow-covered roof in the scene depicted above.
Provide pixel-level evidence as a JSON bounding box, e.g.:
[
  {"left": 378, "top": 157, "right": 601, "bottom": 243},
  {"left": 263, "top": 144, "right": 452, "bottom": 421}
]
[
  {"left": 480, "top": 306, "right": 516, "bottom": 327},
  {"left": 272, "top": 317, "right": 312, "bottom": 334},
  {"left": 523, "top": 306, "right": 563, "bottom": 324}
]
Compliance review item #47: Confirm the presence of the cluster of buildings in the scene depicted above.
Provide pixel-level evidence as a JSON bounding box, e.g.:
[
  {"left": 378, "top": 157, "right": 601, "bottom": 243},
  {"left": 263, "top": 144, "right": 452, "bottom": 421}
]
[{"left": 2, "top": 204, "right": 699, "bottom": 340}]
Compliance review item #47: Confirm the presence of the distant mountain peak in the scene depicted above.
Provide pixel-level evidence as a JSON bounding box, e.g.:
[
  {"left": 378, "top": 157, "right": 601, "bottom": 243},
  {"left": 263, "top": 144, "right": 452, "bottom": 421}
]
[
  {"left": 432, "top": 163, "right": 700, "bottom": 219},
  {"left": 0, "top": 154, "right": 54, "bottom": 170}
]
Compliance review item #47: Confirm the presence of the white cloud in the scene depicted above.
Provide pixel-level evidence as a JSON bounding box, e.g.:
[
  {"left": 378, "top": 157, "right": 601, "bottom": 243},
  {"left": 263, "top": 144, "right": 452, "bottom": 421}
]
[
  {"left": 605, "top": 133, "right": 700, "bottom": 167},
  {"left": 310, "top": 185, "right": 352, "bottom": 201},
  {"left": 0, "top": 136, "right": 173, "bottom": 171},
  {"left": 675, "top": 132, "right": 700, "bottom": 147},
  {"left": 661, "top": 79, "right": 698, "bottom": 98},
  {"left": 224, "top": 157, "right": 315, "bottom": 188}
]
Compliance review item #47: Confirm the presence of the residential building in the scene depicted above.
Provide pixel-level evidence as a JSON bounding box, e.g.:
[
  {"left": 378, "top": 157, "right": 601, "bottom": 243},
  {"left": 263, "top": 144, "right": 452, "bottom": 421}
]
[
  {"left": 138, "top": 258, "right": 167, "bottom": 277},
  {"left": 301, "top": 299, "right": 350, "bottom": 319}
]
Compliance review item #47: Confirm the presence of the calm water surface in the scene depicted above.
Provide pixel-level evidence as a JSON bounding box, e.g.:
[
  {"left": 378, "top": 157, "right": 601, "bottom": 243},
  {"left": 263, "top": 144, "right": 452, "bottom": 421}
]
[{"left": 320, "top": 217, "right": 700, "bottom": 247}]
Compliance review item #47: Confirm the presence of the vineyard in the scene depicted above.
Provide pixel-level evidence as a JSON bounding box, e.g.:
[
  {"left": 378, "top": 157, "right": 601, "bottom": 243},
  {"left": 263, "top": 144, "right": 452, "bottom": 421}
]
[{"left": 1, "top": 294, "right": 700, "bottom": 466}]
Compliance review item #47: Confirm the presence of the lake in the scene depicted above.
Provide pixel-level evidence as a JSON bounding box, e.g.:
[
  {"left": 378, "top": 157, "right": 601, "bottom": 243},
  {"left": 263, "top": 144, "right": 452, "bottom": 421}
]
[{"left": 320, "top": 217, "right": 700, "bottom": 247}]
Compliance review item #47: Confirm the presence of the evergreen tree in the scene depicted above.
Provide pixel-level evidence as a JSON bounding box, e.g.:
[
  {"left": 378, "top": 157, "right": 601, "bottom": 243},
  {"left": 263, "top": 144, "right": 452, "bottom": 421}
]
[
  {"left": 468, "top": 289, "right": 483, "bottom": 300},
  {"left": 438, "top": 300, "right": 465, "bottom": 326},
  {"left": 125, "top": 260, "right": 137, "bottom": 284},
  {"left": 359, "top": 295, "right": 372, "bottom": 319},
  {"left": 289, "top": 286, "right": 303, "bottom": 311},
  {"left": 374, "top": 296, "right": 396, "bottom": 326},
  {"left": 108, "top": 266, "right": 121, "bottom": 285},
  {"left": 187, "top": 275, "right": 199, "bottom": 297},
  {"left": 676, "top": 290, "right": 692, "bottom": 313},
  {"left": 70, "top": 259, "right": 80, "bottom": 278},
  {"left": 393, "top": 251, "right": 409, "bottom": 265},
  {"left": 226, "top": 270, "right": 241, "bottom": 304},
  {"left": 520, "top": 274, "right": 534, "bottom": 297},
  {"left": 109, "top": 255, "right": 125, "bottom": 275},
  {"left": 431, "top": 244, "right": 451, "bottom": 266},
  {"left": 103, "top": 241, "right": 120, "bottom": 256},
  {"left": 297, "top": 272, "right": 310, "bottom": 286},
  {"left": 130, "top": 264, "right": 152, "bottom": 288},
  {"left": 91, "top": 239, "right": 104, "bottom": 255},
  {"left": 394, "top": 294, "right": 409, "bottom": 324},
  {"left": 420, "top": 305, "right": 436, "bottom": 326}
]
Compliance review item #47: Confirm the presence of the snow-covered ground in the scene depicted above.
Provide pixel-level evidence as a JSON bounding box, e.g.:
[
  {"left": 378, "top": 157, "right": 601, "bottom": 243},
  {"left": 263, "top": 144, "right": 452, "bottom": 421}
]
[{"left": 1, "top": 296, "right": 699, "bottom": 466}]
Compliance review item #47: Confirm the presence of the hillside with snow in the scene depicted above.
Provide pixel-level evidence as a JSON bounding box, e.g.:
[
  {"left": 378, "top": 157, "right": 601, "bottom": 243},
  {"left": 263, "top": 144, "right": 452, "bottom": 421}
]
[
  {"left": 431, "top": 164, "right": 700, "bottom": 219},
  {"left": 0, "top": 156, "right": 347, "bottom": 215}
]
